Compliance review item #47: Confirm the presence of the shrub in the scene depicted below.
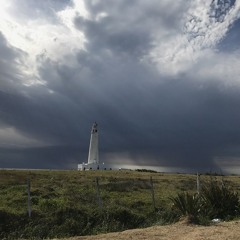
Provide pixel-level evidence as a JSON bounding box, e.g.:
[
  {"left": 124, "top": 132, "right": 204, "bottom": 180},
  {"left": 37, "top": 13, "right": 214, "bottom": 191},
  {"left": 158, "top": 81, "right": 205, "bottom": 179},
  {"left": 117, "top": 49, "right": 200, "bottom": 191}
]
[
  {"left": 170, "top": 192, "right": 200, "bottom": 223},
  {"left": 170, "top": 178, "right": 240, "bottom": 224},
  {"left": 200, "top": 180, "right": 240, "bottom": 219}
]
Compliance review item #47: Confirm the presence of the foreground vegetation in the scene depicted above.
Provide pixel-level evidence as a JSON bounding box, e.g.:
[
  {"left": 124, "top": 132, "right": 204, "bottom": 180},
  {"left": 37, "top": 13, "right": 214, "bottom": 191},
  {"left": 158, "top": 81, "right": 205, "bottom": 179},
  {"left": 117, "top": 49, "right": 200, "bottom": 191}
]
[
  {"left": 171, "top": 178, "right": 240, "bottom": 224},
  {"left": 0, "top": 170, "right": 240, "bottom": 239}
]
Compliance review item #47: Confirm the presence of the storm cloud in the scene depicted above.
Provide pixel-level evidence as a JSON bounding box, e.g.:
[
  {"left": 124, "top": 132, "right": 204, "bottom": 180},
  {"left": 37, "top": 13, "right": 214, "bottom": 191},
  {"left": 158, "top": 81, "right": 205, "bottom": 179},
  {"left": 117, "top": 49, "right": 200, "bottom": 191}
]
[{"left": 0, "top": 0, "right": 240, "bottom": 173}]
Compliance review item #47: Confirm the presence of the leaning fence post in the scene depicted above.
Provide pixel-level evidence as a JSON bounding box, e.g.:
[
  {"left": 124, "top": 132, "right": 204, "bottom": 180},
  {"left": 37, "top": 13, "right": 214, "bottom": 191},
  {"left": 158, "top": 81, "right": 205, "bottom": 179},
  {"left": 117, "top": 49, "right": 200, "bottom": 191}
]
[
  {"left": 196, "top": 173, "right": 200, "bottom": 194},
  {"left": 150, "top": 176, "right": 156, "bottom": 210},
  {"left": 96, "top": 177, "right": 102, "bottom": 209},
  {"left": 27, "top": 179, "right": 31, "bottom": 217}
]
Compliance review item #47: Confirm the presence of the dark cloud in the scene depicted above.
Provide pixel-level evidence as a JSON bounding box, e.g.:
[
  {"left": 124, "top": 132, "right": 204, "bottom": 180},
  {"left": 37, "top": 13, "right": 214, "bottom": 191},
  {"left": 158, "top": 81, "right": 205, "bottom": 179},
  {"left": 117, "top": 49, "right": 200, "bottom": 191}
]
[
  {"left": 0, "top": 32, "right": 87, "bottom": 146},
  {"left": 74, "top": 16, "right": 152, "bottom": 58},
  {"left": 0, "top": 32, "right": 26, "bottom": 92},
  {"left": 0, "top": 145, "right": 82, "bottom": 169},
  {"left": 1, "top": 1, "right": 240, "bottom": 173},
  {"left": 33, "top": 46, "right": 240, "bottom": 172},
  {"left": 75, "top": 0, "right": 189, "bottom": 58},
  {"left": 0, "top": 89, "right": 85, "bottom": 143}
]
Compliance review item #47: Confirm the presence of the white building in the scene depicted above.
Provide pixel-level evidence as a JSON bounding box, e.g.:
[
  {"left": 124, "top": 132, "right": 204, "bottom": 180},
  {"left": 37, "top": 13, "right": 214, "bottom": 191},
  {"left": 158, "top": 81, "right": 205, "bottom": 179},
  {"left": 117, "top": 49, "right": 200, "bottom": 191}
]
[{"left": 78, "top": 122, "right": 113, "bottom": 170}]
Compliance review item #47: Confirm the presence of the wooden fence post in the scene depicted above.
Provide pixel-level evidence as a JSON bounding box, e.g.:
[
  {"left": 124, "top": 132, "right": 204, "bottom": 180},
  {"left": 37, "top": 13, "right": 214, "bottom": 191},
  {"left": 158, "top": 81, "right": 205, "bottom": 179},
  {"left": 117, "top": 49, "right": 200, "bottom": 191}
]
[
  {"left": 196, "top": 173, "right": 200, "bottom": 194},
  {"left": 27, "top": 179, "right": 31, "bottom": 217},
  {"left": 150, "top": 176, "right": 156, "bottom": 210},
  {"left": 96, "top": 177, "right": 103, "bottom": 209}
]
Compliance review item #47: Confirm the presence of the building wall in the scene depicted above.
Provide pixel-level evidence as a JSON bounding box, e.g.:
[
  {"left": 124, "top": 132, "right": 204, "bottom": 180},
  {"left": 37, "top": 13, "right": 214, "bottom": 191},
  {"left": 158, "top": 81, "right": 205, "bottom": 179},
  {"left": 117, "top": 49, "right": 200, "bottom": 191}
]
[{"left": 78, "top": 163, "right": 115, "bottom": 170}]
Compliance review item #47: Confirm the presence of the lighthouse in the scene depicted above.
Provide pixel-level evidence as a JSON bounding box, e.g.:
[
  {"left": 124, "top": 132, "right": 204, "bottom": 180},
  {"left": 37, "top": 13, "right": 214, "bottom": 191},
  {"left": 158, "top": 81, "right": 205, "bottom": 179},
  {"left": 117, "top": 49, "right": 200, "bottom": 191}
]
[
  {"left": 78, "top": 122, "right": 113, "bottom": 170},
  {"left": 87, "top": 122, "right": 99, "bottom": 164}
]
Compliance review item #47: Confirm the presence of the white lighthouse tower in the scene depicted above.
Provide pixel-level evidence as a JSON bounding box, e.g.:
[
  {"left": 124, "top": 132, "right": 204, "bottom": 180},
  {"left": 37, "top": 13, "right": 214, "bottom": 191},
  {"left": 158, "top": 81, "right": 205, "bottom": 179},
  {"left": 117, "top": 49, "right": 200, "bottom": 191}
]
[
  {"left": 78, "top": 122, "right": 113, "bottom": 170},
  {"left": 87, "top": 122, "right": 99, "bottom": 164}
]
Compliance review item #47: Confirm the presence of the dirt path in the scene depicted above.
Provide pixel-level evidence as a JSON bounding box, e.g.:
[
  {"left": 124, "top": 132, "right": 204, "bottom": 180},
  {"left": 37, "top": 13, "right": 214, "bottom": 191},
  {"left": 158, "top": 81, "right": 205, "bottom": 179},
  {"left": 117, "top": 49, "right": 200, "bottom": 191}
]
[{"left": 60, "top": 220, "right": 240, "bottom": 240}]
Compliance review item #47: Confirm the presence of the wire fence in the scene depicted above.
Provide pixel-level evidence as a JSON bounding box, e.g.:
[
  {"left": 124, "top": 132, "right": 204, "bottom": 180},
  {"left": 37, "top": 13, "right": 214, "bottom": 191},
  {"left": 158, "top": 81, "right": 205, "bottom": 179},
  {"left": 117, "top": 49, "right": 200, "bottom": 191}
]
[{"left": 1, "top": 170, "right": 239, "bottom": 218}]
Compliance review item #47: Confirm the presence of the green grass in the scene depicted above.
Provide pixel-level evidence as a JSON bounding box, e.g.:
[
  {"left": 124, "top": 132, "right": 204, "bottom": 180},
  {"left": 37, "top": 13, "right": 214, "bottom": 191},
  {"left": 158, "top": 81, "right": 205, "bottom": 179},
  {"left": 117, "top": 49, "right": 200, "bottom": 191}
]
[{"left": 1, "top": 170, "right": 240, "bottom": 239}]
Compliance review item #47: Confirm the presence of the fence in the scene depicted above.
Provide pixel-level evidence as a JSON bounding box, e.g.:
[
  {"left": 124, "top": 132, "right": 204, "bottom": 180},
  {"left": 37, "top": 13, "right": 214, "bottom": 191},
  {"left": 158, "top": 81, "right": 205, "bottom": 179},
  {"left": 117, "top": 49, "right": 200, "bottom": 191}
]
[
  {"left": 1, "top": 170, "right": 236, "bottom": 218},
  {"left": 23, "top": 175, "right": 158, "bottom": 216},
  {"left": 1, "top": 170, "right": 240, "bottom": 239}
]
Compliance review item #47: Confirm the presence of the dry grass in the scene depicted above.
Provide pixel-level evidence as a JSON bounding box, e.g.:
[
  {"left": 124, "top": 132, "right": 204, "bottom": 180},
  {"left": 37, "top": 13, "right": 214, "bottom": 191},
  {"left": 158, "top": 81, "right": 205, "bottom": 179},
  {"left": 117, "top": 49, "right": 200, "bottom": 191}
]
[{"left": 61, "top": 219, "right": 240, "bottom": 240}]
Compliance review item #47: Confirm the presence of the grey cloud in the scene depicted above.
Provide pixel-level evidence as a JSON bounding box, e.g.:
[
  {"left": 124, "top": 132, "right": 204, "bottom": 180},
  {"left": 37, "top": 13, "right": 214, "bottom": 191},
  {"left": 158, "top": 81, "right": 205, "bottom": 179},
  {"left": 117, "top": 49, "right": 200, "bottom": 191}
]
[
  {"left": 2, "top": 44, "right": 240, "bottom": 172},
  {"left": 83, "top": 0, "right": 187, "bottom": 29},
  {"left": 0, "top": 32, "right": 26, "bottom": 92},
  {"left": 0, "top": 86, "right": 90, "bottom": 145},
  {"left": 74, "top": 16, "right": 152, "bottom": 58},
  {"left": 75, "top": 0, "right": 189, "bottom": 58},
  {"left": 0, "top": 32, "right": 19, "bottom": 60},
  {"left": 0, "top": 33, "right": 87, "bottom": 146},
  {"left": 210, "top": 0, "right": 236, "bottom": 22},
  {"left": 2, "top": 28, "right": 240, "bottom": 172},
  {"left": 8, "top": 0, "right": 73, "bottom": 23},
  {"left": 35, "top": 43, "right": 240, "bottom": 171},
  {"left": 218, "top": 18, "right": 240, "bottom": 52},
  {"left": 0, "top": 145, "right": 82, "bottom": 169},
  {"left": 1, "top": 1, "right": 240, "bottom": 173},
  {"left": 0, "top": 32, "right": 21, "bottom": 127}
]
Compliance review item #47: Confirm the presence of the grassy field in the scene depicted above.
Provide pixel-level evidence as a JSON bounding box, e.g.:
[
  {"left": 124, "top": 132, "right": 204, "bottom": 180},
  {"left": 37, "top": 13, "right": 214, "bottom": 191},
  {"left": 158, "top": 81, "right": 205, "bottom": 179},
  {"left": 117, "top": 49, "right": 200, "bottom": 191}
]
[{"left": 1, "top": 169, "right": 240, "bottom": 239}]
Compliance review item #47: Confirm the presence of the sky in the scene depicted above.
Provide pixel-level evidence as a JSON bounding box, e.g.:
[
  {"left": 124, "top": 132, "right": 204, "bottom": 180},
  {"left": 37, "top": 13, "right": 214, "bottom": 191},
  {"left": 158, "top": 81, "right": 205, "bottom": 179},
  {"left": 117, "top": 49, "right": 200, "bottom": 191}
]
[{"left": 0, "top": 0, "right": 240, "bottom": 173}]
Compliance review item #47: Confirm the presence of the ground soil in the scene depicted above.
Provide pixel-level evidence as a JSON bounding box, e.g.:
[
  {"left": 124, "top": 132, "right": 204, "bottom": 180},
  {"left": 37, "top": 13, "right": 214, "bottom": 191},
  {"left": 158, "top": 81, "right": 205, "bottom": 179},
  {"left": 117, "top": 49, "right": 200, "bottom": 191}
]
[{"left": 60, "top": 219, "right": 240, "bottom": 240}]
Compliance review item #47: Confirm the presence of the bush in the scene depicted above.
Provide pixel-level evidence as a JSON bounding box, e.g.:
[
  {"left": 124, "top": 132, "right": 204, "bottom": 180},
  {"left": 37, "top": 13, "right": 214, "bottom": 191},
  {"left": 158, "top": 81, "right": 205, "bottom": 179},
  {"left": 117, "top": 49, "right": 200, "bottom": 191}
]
[
  {"left": 200, "top": 180, "right": 240, "bottom": 219},
  {"left": 170, "top": 192, "right": 200, "bottom": 223},
  {"left": 170, "top": 178, "right": 240, "bottom": 224}
]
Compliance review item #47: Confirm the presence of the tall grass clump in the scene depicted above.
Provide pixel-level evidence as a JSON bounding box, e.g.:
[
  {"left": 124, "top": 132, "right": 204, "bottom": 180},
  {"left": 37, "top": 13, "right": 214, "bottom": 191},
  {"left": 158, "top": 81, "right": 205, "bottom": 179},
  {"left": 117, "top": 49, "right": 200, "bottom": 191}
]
[
  {"left": 200, "top": 179, "right": 240, "bottom": 219},
  {"left": 170, "top": 192, "right": 200, "bottom": 223},
  {"left": 170, "top": 178, "right": 240, "bottom": 224}
]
